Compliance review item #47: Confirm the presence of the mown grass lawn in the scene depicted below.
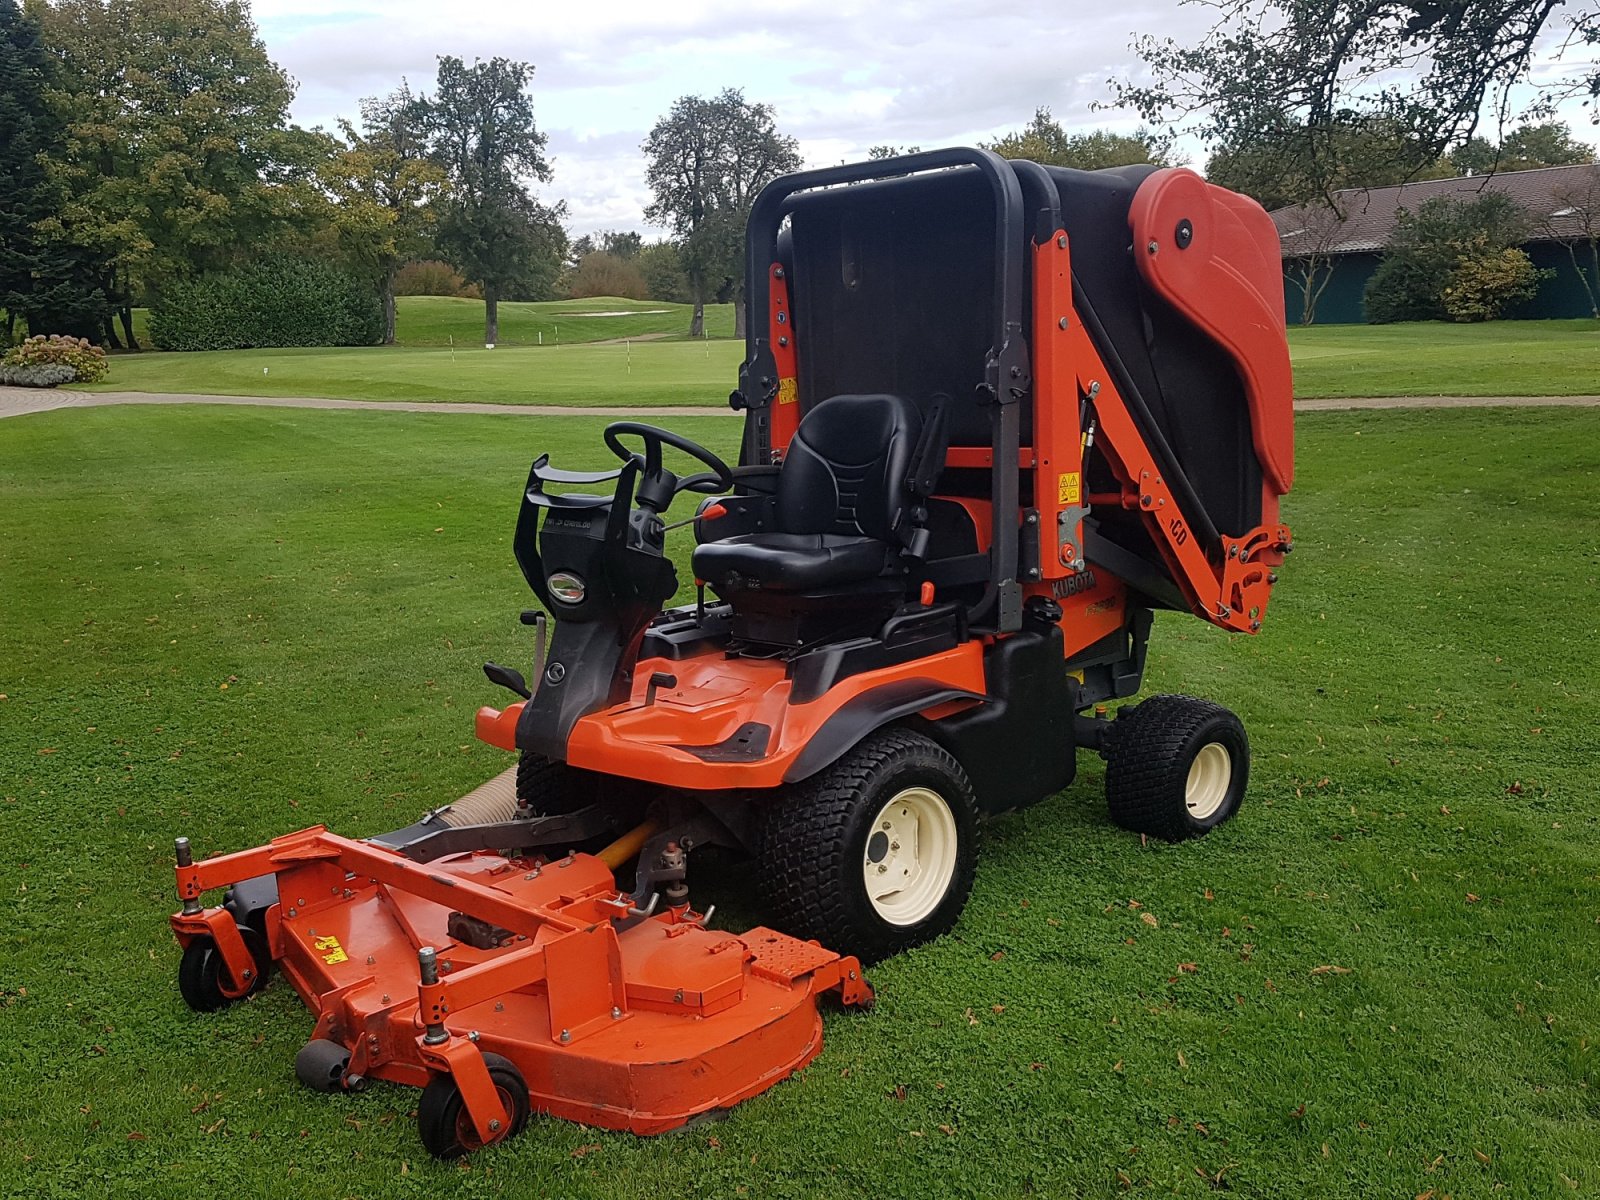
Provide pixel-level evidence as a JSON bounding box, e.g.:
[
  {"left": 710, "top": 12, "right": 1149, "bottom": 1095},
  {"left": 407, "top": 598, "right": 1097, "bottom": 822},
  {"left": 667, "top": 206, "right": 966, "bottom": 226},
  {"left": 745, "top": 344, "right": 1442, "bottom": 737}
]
[
  {"left": 1, "top": 404, "right": 1596, "bottom": 1199},
  {"left": 125, "top": 295, "right": 735, "bottom": 350},
  {"left": 87, "top": 317, "right": 1600, "bottom": 408}
]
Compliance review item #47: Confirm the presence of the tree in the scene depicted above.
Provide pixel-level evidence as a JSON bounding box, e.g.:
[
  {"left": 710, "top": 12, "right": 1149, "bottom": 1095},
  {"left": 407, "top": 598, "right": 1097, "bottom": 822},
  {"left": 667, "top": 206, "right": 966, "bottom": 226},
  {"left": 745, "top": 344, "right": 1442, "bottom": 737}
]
[
  {"left": 1114, "top": 0, "right": 1598, "bottom": 207},
  {"left": 637, "top": 240, "right": 692, "bottom": 303},
  {"left": 566, "top": 251, "right": 648, "bottom": 300},
  {"left": 419, "top": 56, "right": 567, "bottom": 344},
  {"left": 1538, "top": 164, "right": 1600, "bottom": 317},
  {"left": 1207, "top": 120, "right": 1454, "bottom": 212},
  {"left": 322, "top": 85, "right": 448, "bottom": 344},
  {"left": 1363, "top": 192, "right": 1544, "bottom": 322},
  {"left": 643, "top": 89, "right": 802, "bottom": 337},
  {"left": 1280, "top": 204, "right": 1346, "bottom": 325},
  {"left": 37, "top": 0, "right": 299, "bottom": 347},
  {"left": 868, "top": 144, "right": 922, "bottom": 159},
  {"left": 1450, "top": 120, "right": 1595, "bottom": 175},
  {"left": 985, "top": 108, "right": 1170, "bottom": 169},
  {"left": 0, "top": 0, "right": 95, "bottom": 343}
]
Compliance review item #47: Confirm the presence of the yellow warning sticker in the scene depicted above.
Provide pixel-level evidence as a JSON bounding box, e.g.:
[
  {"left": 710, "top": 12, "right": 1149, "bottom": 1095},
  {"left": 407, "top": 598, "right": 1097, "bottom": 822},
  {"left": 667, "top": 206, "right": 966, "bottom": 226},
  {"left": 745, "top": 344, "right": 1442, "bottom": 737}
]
[
  {"left": 1058, "top": 471, "right": 1081, "bottom": 505},
  {"left": 313, "top": 934, "right": 349, "bottom": 966},
  {"left": 777, "top": 377, "right": 798, "bottom": 405}
]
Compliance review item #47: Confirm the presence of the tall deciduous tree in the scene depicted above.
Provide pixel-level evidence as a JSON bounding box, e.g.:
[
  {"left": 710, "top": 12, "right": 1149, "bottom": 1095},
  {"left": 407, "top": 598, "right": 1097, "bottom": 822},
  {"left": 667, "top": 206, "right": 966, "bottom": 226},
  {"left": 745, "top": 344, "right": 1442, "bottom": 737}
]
[
  {"left": 0, "top": 0, "right": 85, "bottom": 342},
  {"left": 1114, "top": 0, "right": 1597, "bottom": 206},
  {"left": 1207, "top": 120, "right": 1454, "bottom": 212},
  {"left": 984, "top": 108, "right": 1170, "bottom": 169},
  {"left": 420, "top": 56, "right": 566, "bottom": 345},
  {"left": 1450, "top": 120, "right": 1596, "bottom": 176},
  {"left": 643, "top": 89, "right": 802, "bottom": 337},
  {"left": 323, "top": 85, "right": 448, "bottom": 344},
  {"left": 37, "top": 0, "right": 299, "bottom": 347}
]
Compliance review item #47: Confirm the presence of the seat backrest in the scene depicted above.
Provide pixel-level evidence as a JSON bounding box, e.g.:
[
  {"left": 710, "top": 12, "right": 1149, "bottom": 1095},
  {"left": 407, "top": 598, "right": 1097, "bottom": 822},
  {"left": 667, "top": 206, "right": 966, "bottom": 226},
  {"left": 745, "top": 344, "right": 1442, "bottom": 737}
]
[{"left": 776, "top": 394, "right": 922, "bottom": 541}]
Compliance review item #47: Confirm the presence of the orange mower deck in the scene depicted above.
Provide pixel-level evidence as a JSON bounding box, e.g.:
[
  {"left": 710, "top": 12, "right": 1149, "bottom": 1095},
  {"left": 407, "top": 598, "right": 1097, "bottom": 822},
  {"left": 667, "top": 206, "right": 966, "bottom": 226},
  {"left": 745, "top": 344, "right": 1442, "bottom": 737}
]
[{"left": 170, "top": 822, "right": 871, "bottom": 1147}]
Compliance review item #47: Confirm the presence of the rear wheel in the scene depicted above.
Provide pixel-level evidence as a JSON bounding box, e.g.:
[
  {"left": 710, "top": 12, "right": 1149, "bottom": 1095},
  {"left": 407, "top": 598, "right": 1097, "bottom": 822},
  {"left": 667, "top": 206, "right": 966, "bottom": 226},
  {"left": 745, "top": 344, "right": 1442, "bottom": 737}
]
[
  {"left": 1102, "top": 695, "right": 1249, "bottom": 841},
  {"left": 516, "top": 752, "right": 642, "bottom": 817},
  {"left": 758, "top": 729, "right": 980, "bottom": 964},
  {"left": 417, "top": 1053, "right": 530, "bottom": 1159}
]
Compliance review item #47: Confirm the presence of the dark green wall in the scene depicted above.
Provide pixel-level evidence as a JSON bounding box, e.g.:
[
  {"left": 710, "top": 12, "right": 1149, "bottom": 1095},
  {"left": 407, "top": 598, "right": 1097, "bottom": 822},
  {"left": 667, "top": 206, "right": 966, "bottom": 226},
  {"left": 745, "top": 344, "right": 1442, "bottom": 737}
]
[{"left": 1284, "top": 240, "right": 1600, "bottom": 324}]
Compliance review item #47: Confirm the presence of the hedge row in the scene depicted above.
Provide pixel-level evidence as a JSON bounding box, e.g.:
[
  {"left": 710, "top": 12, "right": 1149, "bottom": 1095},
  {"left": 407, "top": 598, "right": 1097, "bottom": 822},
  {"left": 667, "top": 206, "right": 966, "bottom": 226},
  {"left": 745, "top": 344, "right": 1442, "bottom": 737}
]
[{"left": 149, "top": 258, "right": 383, "bottom": 351}]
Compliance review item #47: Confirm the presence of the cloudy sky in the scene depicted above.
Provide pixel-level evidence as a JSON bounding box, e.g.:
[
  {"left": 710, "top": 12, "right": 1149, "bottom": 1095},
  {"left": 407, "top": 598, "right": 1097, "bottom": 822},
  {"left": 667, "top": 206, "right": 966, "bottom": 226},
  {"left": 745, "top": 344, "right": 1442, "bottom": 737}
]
[{"left": 252, "top": 0, "right": 1599, "bottom": 238}]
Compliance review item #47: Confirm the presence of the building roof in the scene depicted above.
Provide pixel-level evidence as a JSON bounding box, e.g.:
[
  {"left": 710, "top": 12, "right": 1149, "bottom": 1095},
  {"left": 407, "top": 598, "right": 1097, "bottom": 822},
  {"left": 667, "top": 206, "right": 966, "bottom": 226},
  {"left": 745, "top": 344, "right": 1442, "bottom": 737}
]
[{"left": 1270, "top": 163, "right": 1600, "bottom": 258}]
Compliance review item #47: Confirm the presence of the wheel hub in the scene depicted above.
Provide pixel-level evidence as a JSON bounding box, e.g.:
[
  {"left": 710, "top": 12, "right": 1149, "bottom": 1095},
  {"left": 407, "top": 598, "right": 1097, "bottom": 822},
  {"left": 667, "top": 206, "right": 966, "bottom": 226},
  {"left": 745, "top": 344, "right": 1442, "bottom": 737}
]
[
  {"left": 1185, "top": 742, "right": 1233, "bottom": 820},
  {"left": 861, "top": 787, "right": 958, "bottom": 926}
]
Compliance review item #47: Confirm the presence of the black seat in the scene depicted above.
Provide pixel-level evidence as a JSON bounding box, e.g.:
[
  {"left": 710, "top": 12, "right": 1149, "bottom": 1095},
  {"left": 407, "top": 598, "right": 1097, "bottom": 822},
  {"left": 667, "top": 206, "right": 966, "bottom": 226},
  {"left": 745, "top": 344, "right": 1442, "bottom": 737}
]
[{"left": 693, "top": 393, "right": 923, "bottom": 593}]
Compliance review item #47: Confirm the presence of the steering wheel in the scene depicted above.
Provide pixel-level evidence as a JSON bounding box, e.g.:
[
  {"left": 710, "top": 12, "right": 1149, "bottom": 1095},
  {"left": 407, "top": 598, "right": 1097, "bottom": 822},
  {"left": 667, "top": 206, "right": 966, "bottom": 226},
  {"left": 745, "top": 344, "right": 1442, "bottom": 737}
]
[{"left": 602, "top": 422, "right": 734, "bottom": 509}]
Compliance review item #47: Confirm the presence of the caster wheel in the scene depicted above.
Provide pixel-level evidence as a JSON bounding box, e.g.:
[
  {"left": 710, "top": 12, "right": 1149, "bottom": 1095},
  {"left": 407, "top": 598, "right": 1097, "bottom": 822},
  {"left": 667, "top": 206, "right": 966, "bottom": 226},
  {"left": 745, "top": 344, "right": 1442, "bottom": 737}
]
[
  {"left": 417, "top": 1052, "right": 530, "bottom": 1158},
  {"left": 177, "top": 925, "right": 271, "bottom": 1012}
]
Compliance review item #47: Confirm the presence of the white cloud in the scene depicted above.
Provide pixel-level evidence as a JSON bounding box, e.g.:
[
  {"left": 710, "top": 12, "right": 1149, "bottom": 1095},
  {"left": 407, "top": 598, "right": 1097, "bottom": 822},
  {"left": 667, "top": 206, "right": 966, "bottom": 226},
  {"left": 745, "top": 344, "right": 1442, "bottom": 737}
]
[{"left": 252, "top": 0, "right": 1600, "bottom": 237}]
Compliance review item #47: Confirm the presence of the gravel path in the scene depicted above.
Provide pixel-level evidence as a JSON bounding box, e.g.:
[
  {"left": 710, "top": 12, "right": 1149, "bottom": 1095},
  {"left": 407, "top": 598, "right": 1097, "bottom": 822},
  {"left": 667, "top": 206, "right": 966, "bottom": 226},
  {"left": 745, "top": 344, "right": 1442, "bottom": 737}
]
[{"left": 4, "top": 386, "right": 1599, "bottom": 422}]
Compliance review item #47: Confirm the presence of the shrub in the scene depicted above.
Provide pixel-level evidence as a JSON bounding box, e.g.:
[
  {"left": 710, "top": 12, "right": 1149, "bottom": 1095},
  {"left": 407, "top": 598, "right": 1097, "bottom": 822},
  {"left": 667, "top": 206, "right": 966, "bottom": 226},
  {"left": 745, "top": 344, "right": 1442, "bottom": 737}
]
[
  {"left": 1365, "top": 193, "right": 1537, "bottom": 323},
  {"left": 1442, "top": 245, "right": 1549, "bottom": 321},
  {"left": 2, "top": 334, "right": 109, "bottom": 382},
  {"left": 149, "top": 257, "right": 384, "bottom": 351},
  {"left": 393, "top": 260, "right": 482, "bottom": 299},
  {"left": 0, "top": 362, "right": 78, "bottom": 388}
]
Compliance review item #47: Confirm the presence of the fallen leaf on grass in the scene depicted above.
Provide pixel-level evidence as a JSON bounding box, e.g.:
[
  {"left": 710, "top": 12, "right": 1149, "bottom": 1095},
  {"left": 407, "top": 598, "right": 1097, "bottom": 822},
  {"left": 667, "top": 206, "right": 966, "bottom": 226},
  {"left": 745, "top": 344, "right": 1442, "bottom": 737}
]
[
  {"left": 1415, "top": 1190, "right": 1435, "bottom": 1200},
  {"left": 1203, "top": 888, "right": 1214, "bottom": 901},
  {"left": 1474, "top": 1149, "right": 1491, "bottom": 1165},
  {"left": 1178, "top": 962, "right": 1198, "bottom": 974},
  {"left": 1440, "top": 805, "right": 1451, "bottom": 815},
  {"left": 1112, "top": 1060, "right": 1124, "bottom": 1073},
  {"left": 1506, "top": 781, "right": 1524, "bottom": 794},
  {"left": 1310, "top": 965, "right": 1351, "bottom": 976},
  {"left": 991, "top": 1004, "right": 1006, "bottom": 1014},
  {"left": 1290, "top": 1103, "right": 1306, "bottom": 1120},
  {"left": 126, "top": 1132, "right": 146, "bottom": 1141},
  {"left": 1466, "top": 893, "right": 1481, "bottom": 903},
  {"left": 938, "top": 1124, "right": 955, "bottom": 1136},
  {"left": 1141, "top": 912, "right": 1159, "bottom": 928},
  {"left": 964, "top": 1008, "right": 979, "bottom": 1026},
  {"left": 1177, "top": 1051, "right": 1188, "bottom": 1070},
  {"left": 707, "top": 1136, "right": 722, "bottom": 1149},
  {"left": 571, "top": 1143, "right": 601, "bottom": 1159},
  {"left": 1116, "top": 1169, "right": 1132, "bottom": 1189},
  {"left": 990, "top": 950, "right": 1005, "bottom": 962}
]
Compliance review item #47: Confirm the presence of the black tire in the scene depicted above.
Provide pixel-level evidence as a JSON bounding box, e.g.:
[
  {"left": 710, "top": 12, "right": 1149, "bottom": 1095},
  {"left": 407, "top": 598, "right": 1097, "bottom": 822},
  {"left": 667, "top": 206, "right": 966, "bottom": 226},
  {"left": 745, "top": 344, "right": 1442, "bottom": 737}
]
[
  {"left": 758, "top": 728, "right": 980, "bottom": 964},
  {"left": 1102, "top": 694, "right": 1249, "bottom": 841},
  {"left": 516, "top": 751, "right": 649, "bottom": 838},
  {"left": 177, "top": 926, "right": 271, "bottom": 1013},
  {"left": 417, "top": 1052, "right": 530, "bottom": 1159}
]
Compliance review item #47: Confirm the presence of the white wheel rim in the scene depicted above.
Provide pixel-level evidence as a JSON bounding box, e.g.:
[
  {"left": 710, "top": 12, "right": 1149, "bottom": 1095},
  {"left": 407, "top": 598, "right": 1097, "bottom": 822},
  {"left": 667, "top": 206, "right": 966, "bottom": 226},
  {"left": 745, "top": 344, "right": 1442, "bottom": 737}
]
[
  {"left": 861, "top": 787, "right": 959, "bottom": 926},
  {"left": 1186, "top": 742, "right": 1234, "bottom": 821}
]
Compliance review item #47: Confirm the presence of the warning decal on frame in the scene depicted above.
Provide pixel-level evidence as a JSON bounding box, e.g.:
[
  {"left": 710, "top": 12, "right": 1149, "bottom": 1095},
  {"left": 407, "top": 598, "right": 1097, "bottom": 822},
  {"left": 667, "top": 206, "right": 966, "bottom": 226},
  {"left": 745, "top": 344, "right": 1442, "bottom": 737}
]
[
  {"left": 777, "top": 377, "right": 798, "bottom": 405},
  {"left": 1058, "top": 471, "right": 1081, "bottom": 505}
]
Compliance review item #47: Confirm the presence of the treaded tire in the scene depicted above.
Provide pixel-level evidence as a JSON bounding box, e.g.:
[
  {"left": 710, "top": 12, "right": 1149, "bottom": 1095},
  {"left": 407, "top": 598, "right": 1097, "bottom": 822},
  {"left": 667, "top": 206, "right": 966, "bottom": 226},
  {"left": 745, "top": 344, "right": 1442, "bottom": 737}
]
[
  {"left": 1103, "top": 694, "right": 1249, "bottom": 842},
  {"left": 417, "top": 1052, "right": 530, "bottom": 1159},
  {"left": 758, "top": 728, "right": 980, "bottom": 964},
  {"left": 516, "top": 752, "right": 641, "bottom": 817}
]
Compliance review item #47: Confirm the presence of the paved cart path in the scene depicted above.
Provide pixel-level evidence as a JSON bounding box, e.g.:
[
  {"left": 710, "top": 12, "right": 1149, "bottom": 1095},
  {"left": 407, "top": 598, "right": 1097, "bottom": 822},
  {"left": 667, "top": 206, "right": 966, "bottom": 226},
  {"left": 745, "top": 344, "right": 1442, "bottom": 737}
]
[{"left": 5, "top": 386, "right": 1600, "bottom": 422}]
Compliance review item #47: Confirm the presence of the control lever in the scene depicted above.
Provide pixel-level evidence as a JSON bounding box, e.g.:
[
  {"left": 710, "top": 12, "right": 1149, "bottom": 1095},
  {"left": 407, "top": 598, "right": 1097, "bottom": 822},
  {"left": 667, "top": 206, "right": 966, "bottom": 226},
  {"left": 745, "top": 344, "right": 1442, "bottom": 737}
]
[{"left": 483, "top": 662, "right": 531, "bottom": 699}]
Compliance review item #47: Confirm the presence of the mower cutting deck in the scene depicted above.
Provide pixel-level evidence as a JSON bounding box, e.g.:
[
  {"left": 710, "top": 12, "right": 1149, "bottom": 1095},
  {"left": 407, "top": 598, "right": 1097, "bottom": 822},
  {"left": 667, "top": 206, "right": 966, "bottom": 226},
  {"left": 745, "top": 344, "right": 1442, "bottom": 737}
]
[
  {"left": 170, "top": 145, "right": 1294, "bottom": 1158},
  {"left": 170, "top": 775, "right": 870, "bottom": 1156}
]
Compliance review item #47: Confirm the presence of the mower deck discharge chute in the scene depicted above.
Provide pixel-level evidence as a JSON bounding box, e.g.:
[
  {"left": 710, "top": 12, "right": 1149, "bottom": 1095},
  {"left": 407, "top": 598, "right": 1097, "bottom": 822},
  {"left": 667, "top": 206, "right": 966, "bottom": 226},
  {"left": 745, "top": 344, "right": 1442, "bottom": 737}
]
[{"left": 170, "top": 148, "right": 1293, "bottom": 1156}]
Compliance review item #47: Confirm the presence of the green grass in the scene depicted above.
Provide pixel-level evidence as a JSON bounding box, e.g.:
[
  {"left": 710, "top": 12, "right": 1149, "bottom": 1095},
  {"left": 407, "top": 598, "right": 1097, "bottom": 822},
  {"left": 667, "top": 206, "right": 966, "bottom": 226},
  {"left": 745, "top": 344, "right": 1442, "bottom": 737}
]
[
  {"left": 124, "top": 296, "right": 734, "bottom": 350},
  {"left": 2, "top": 405, "right": 1598, "bottom": 1198},
  {"left": 90, "top": 338, "right": 746, "bottom": 407},
  {"left": 87, "top": 317, "right": 1600, "bottom": 408},
  {"left": 1287, "top": 318, "right": 1600, "bottom": 398}
]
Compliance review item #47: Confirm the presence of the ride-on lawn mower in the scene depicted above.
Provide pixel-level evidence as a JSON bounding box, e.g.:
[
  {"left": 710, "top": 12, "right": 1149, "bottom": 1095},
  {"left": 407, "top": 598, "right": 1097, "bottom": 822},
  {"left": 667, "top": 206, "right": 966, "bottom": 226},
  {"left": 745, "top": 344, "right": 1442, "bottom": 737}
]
[{"left": 168, "top": 148, "right": 1293, "bottom": 1157}]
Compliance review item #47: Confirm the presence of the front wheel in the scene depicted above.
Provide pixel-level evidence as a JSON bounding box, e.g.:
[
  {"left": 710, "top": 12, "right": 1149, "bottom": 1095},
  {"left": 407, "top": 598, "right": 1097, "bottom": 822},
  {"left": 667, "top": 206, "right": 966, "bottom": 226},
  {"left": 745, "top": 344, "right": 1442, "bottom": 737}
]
[
  {"left": 758, "top": 729, "right": 980, "bottom": 964},
  {"left": 1102, "top": 694, "right": 1249, "bottom": 841},
  {"left": 417, "top": 1052, "right": 530, "bottom": 1159}
]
